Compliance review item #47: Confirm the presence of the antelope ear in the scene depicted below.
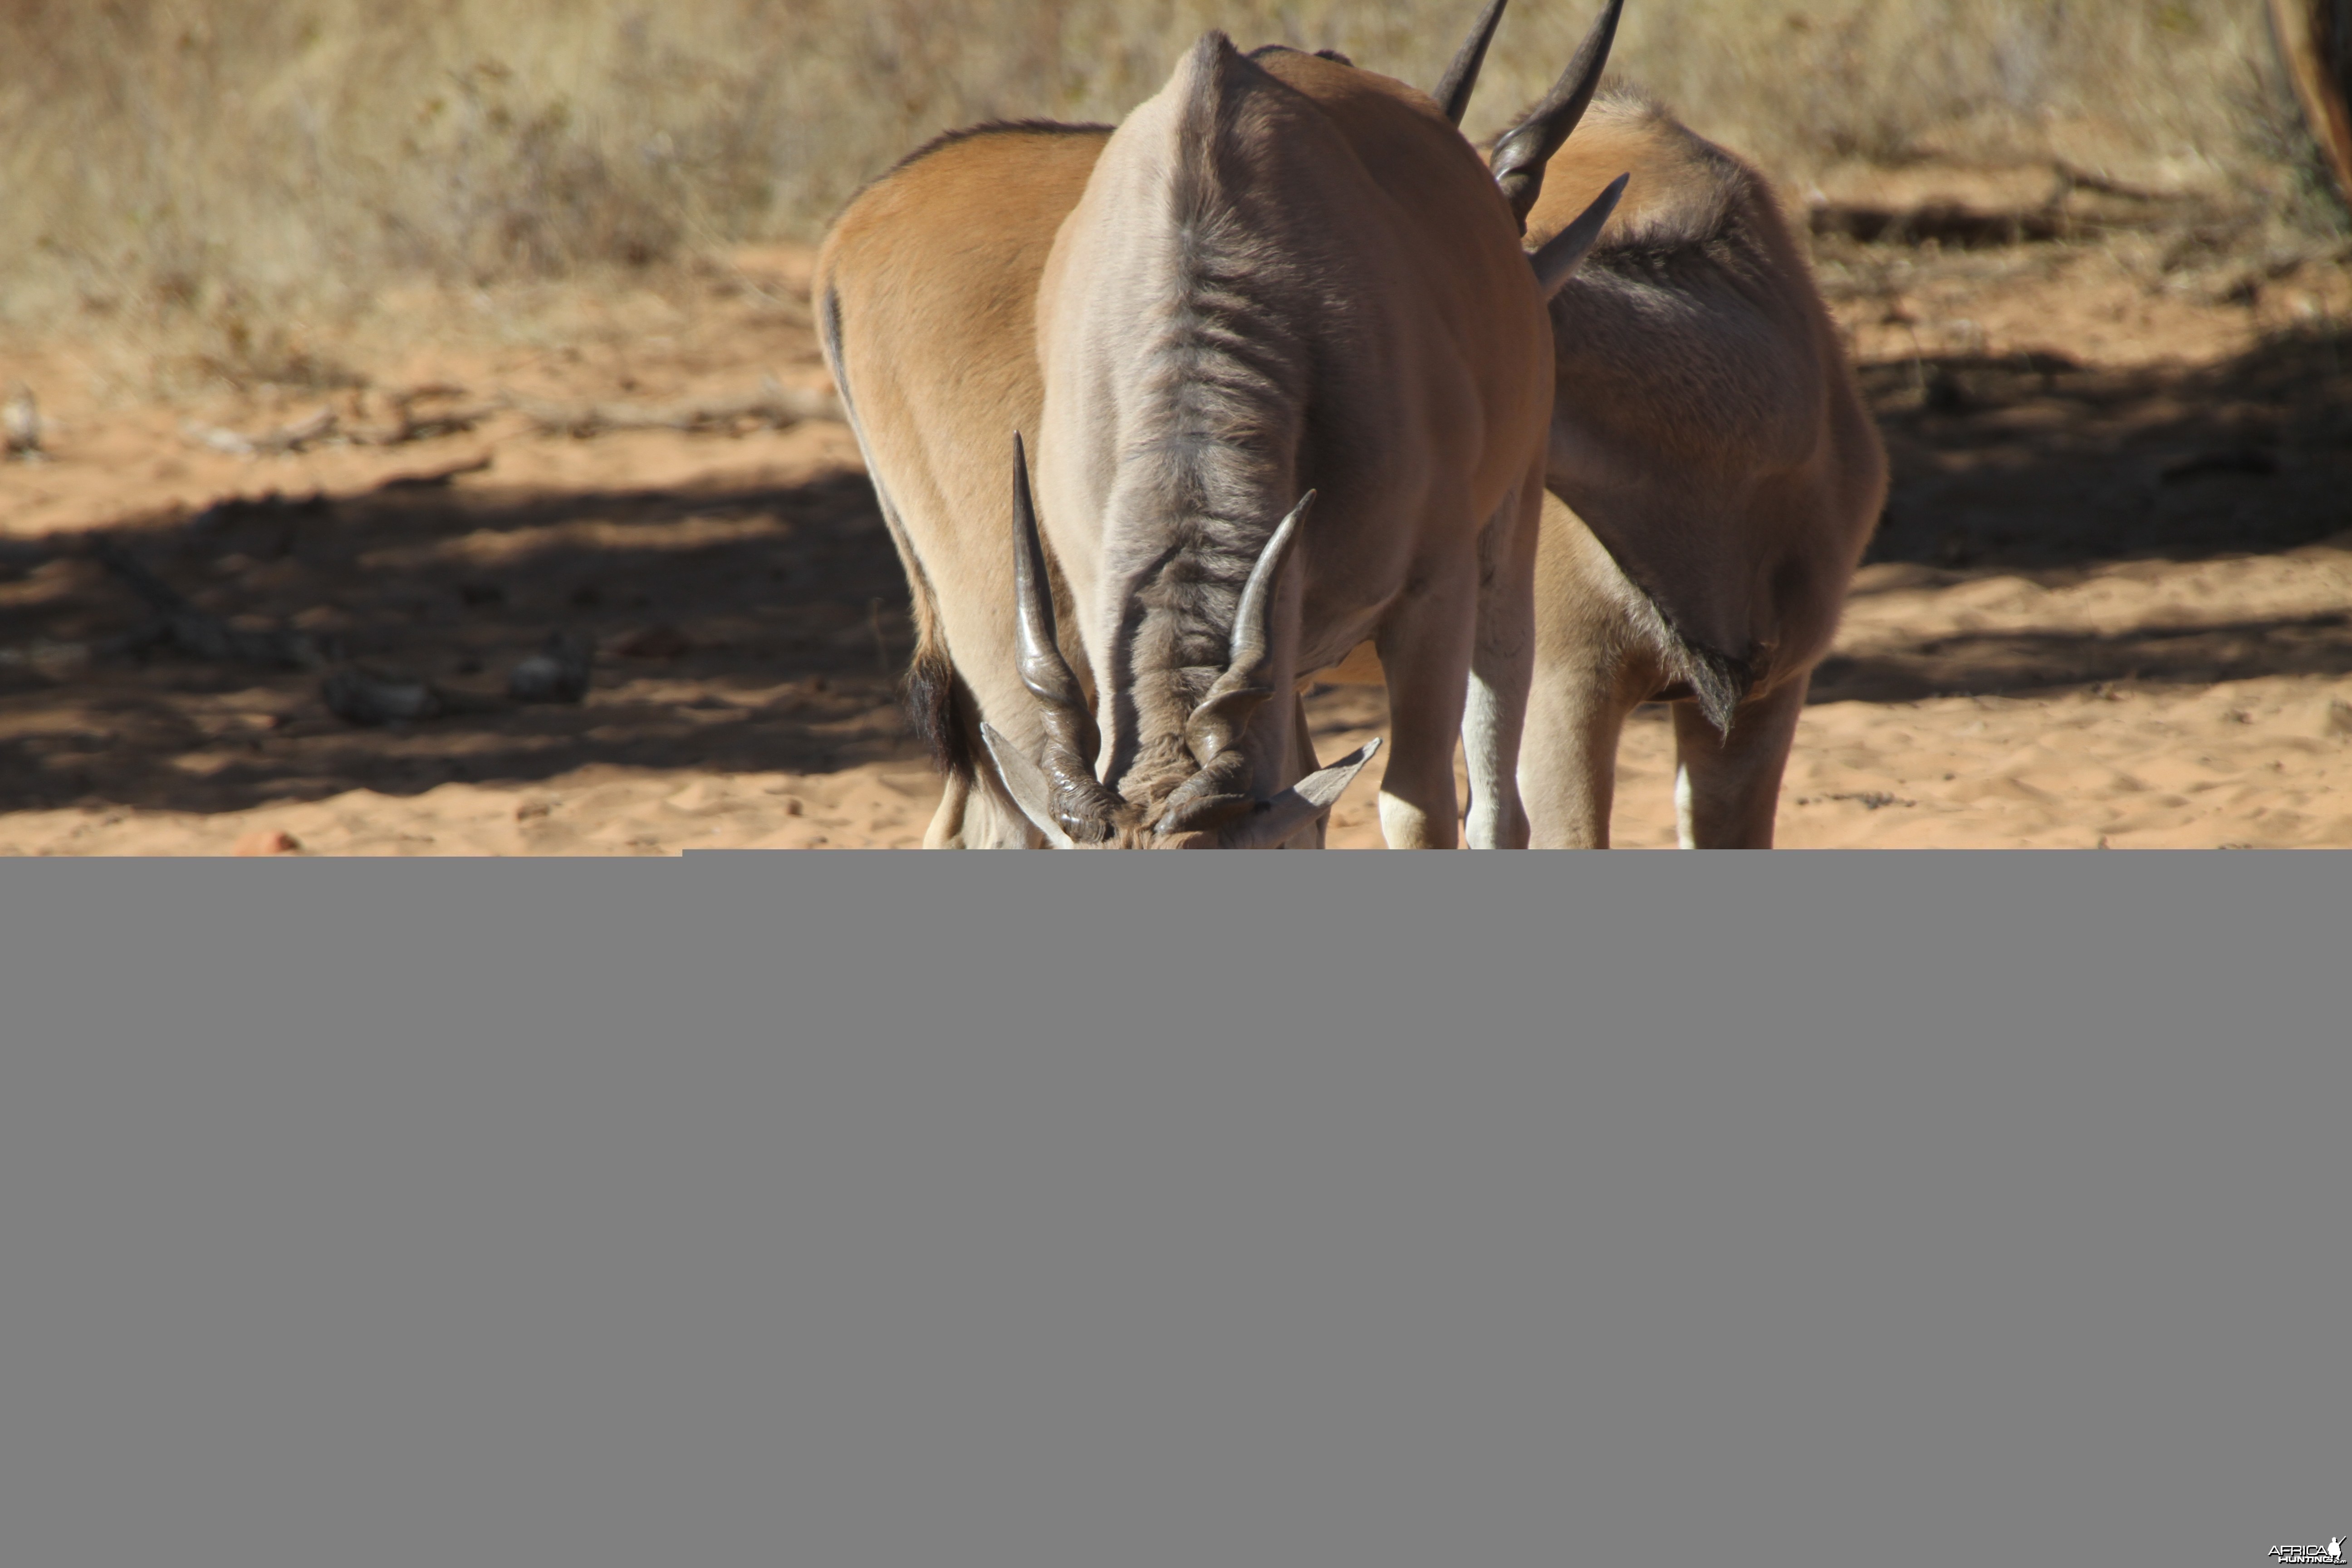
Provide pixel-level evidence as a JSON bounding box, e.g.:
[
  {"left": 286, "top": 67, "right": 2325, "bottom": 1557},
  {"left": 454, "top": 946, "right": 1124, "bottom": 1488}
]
[
  {"left": 1221, "top": 739, "right": 1381, "bottom": 848},
  {"left": 1530, "top": 172, "right": 1627, "bottom": 298},
  {"left": 979, "top": 722, "right": 1078, "bottom": 848}
]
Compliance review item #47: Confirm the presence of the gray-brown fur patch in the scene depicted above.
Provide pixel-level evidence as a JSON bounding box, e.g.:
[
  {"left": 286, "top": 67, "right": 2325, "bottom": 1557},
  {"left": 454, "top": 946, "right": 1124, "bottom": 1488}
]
[{"left": 1098, "top": 34, "right": 1316, "bottom": 800}]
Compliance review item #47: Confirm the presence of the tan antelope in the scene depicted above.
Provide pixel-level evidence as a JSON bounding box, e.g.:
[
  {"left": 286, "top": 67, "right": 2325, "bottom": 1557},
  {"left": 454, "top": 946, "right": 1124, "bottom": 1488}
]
[
  {"left": 1321, "top": 11, "right": 1888, "bottom": 847},
  {"left": 1326, "top": 9, "right": 1891, "bottom": 846},
  {"left": 1486, "top": 83, "right": 1891, "bottom": 846},
  {"left": 1493, "top": 76, "right": 1890, "bottom": 848},
  {"left": 815, "top": 3, "right": 1623, "bottom": 847}
]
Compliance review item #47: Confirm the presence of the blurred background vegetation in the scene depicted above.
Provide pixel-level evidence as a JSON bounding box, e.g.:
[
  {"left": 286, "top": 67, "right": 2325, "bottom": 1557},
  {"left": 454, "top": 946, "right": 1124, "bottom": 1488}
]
[{"left": 3, "top": 0, "right": 2342, "bottom": 373}]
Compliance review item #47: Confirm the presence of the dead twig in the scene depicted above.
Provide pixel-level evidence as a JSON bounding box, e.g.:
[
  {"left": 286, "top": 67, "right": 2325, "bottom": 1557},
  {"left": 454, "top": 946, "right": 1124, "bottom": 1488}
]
[
  {"left": 93, "top": 538, "right": 328, "bottom": 671},
  {"left": 505, "top": 377, "right": 843, "bottom": 439},
  {"left": 190, "top": 379, "right": 844, "bottom": 454},
  {"left": 180, "top": 406, "right": 338, "bottom": 457},
  {"left": 181, "top": 392, "right": 501, "bottom": 459},
  {"left": 2048, "top": 161, "right": 2196, "bottom": 207},
  {"left": 342, "top": 386, "right": 501, "bottom": 447},
  {"left": 373, "top": 453, "right": 495, "bottom": 490}
]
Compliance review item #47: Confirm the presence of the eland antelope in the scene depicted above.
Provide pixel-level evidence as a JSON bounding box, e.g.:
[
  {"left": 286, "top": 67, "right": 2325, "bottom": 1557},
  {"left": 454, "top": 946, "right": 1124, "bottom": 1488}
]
[
  {"left": 1496, "top": 60, "right": 1889, "bottom": 847},
  {"left": 1319, "top": 7, "right": 1887, "bottom": 847},
  {"left": 815, "top": 4, "right": 1623, "bottom": 847}
]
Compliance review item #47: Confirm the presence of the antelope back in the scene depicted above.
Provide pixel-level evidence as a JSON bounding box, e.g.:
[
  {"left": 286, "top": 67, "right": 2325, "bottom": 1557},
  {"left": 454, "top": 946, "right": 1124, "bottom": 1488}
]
[
  {"left": 1031, "top": 34, "right": 1552, "bottom": 816},
  {"left": 1518, "top": 88, "right": 1887, "bottom": 711}
]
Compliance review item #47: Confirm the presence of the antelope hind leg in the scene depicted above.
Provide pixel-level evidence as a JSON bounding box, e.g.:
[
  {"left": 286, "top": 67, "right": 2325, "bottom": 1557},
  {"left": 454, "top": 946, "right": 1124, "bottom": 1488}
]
[
  {"left": 921, "top": 769, "right": 972, "bottom": 848},
  {"left": 1519, "top": 650, "right": 1638, "bottom": 848},
  {"left": 1671, "top": 670, "right": 1809, "bottom": 849}
]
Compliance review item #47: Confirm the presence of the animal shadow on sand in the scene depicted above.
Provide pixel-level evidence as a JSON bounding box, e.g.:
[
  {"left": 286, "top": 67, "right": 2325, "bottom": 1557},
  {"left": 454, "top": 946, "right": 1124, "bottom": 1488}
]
[
  {"left": 2, "top": 323, "right": 2346, "bottom": 822},
  {"left": 0, "top": 467, "right": 920, "bottom": 816},
  {"left": 1818, "top": 322, "right": 2352, "bottom": 703}
]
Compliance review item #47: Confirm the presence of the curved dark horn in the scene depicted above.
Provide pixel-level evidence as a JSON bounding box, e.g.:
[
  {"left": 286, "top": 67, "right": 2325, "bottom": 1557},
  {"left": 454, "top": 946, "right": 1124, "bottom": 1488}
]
[
  {"left": 1431, "top": 0, "right": 1509, "bottom": 128},
  {"left": 1529, "top": 171, "right": 1628, "bottom": 297},
  {"left": 1490, "top": 0, "right": 1625, "bottom": 230},
  {"left": 1009, "top": 433, "right": 1120, "bottom": 841},
  {"left": 1182, "top": 491, "right": 1312, "bottom": 766}
]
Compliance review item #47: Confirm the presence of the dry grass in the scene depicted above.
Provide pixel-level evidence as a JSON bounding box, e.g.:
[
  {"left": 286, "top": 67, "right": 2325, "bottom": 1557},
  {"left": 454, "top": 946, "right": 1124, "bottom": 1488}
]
[{"left": 0, "top": 0, "right": 2334, "bottom": 383}]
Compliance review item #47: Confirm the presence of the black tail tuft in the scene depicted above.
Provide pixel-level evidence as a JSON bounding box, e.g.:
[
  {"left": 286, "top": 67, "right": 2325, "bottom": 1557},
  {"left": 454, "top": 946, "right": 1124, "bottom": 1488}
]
[
  {"left": 1681, "top": 641, "right": 1753, "bottom": 739},
  {"left": 1621, "top": 571, "right": 1757, "bottom": 739},
  {"left": 904, "top": 643, "right": 975, "bottom": 780}
]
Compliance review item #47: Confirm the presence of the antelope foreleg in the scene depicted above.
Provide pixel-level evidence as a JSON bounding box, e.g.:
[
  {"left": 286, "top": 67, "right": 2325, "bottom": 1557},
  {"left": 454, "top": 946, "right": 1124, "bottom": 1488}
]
[
  {"left": 1462, "top": 477, "right": 1542, "bottom": 849},
  {"left": 1520, "top": 653, "right": 1635, "bottom": 848},
  {"left": 1374, "top": 570, "right": 1478, "bottom": 848}
]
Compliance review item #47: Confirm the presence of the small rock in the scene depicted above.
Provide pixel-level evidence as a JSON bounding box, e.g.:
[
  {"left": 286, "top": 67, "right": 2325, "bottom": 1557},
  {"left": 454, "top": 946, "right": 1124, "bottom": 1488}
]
[
  {"left": 2327, "top": 699, "right": 2352, "bottom": 737},
  {"left": 509, "top": 631, "right": 594, "bottom": 704},
  {"left": 4, "top": 383, "right": 43, "bottom": 460},
  {"left": 323, "top": 667, "right": 445, "bottom": 725},
  {"left": 234, "top": 829, "right": 302, "bottom": 857},
  {"left": 515, "top": 798, "right": 554, "bottom": 822}
]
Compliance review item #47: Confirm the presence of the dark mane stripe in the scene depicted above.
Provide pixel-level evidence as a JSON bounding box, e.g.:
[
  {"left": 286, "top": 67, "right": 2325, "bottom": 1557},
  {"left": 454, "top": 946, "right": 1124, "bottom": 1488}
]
[
  {"left": 825, "top": 118, "right": 1113, "bottom": 225},
  {"left": 884, "top": 117, "right": 1114, "bottom": 180}
]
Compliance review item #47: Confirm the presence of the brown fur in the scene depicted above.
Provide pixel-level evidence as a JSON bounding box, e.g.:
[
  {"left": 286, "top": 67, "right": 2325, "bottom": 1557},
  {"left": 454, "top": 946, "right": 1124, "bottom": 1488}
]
[
  {"left": 1512, "top": 84, "right": 1889, "bottom": 846},
  {"left": 815, "top": 121, "right": 1112, "bottom": 843},
  {"left": 819, "top": 36, "right": 1553, "bottom": 848},
  {"left": 1031, "top": 36, "right": 1553, "bottom": 847}
]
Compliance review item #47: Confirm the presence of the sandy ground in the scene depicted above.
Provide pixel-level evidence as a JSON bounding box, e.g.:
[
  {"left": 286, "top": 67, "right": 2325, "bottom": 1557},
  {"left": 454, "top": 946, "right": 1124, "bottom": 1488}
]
[{"left": 4, "top": 184, "right": 2351, "bottom": 853}]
